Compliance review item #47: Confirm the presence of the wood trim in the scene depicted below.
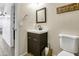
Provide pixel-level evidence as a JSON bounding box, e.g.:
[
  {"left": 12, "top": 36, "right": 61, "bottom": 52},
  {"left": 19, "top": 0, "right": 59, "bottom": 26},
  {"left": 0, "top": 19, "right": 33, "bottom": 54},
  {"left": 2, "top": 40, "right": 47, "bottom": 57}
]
[{"left": 57, "top": 3, "right": 79, "bottom": 14}]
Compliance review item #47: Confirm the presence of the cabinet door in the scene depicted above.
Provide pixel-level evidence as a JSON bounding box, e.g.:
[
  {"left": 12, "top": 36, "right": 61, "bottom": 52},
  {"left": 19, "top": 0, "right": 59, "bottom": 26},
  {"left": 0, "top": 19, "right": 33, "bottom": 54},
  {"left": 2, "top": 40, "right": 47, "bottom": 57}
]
[
  {"left": 32, "top": 38, "right": 40, "bottom": 56},
  {"left": 28, "top": 32, "right": 40, "bottom": 56}
]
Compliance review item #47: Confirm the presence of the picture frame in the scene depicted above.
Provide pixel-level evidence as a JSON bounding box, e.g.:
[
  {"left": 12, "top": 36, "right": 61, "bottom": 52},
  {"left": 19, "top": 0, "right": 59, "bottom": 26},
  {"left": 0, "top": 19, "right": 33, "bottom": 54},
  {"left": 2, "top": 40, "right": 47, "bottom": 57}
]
[
  {"left": 36, "top": 7, "right": 46, "bottom": 23},
  {"left": 57, "top": 3, "right": 79, "bottom": 14}
]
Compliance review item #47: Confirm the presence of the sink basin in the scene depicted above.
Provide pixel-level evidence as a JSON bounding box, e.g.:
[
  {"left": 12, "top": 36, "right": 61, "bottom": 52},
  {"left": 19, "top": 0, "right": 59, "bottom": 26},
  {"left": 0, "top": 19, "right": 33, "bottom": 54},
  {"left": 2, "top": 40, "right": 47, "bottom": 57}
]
[{"left": 27, "top": 29, "right": 48, "bottom": 34}]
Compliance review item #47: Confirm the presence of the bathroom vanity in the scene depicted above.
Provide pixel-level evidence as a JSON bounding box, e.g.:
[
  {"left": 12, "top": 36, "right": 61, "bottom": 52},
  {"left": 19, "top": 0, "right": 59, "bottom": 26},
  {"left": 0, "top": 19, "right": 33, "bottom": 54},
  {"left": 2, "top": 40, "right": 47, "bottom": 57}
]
[{"left": 27, "top": 30, "right": 48, "bottom": 56}]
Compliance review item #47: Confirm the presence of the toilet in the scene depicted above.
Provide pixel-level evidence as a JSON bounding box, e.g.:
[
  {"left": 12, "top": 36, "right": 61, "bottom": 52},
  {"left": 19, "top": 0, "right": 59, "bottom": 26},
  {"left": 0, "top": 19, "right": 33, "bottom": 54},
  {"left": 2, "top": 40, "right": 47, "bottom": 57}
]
[{"left": 58, "top": 33, "right": 79, "bottom": 56}]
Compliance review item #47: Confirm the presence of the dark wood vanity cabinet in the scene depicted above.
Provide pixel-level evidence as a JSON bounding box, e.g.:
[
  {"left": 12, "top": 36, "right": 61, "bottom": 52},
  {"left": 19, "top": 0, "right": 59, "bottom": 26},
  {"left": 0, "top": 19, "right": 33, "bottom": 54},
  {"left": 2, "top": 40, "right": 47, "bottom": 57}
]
[{"left": 27, "top": 32, "right": 48, "bottom": 56}]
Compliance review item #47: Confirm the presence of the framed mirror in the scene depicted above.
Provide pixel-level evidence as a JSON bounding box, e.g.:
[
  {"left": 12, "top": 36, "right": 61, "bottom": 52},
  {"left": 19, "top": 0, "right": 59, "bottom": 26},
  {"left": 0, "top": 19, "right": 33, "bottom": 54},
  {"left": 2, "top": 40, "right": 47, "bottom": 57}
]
[{"left": 36, "top": 7, "right": 46, "bottom": 23}]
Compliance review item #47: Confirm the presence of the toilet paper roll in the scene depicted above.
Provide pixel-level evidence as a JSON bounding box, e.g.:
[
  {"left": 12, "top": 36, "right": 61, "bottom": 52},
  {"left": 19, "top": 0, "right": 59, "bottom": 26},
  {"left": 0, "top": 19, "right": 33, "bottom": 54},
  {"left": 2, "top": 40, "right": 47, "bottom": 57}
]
[{"left": 45, "top": 47, "right": 49, "bottom": 56}]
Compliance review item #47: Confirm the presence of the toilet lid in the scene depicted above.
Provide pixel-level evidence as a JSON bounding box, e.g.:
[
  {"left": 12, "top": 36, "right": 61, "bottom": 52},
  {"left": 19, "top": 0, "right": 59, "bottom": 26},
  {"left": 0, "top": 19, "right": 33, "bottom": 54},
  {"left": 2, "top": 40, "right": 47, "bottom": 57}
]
[{"left": 58, "top": 51, "right": 75, "bottom": 56}]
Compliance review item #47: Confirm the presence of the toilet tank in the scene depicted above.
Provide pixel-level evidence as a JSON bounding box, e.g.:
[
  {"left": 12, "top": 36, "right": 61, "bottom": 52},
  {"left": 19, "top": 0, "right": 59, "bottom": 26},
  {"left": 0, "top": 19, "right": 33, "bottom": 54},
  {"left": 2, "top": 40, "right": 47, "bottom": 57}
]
[{"left": 59, "top": 33, "right": 79, "bottom": 53}]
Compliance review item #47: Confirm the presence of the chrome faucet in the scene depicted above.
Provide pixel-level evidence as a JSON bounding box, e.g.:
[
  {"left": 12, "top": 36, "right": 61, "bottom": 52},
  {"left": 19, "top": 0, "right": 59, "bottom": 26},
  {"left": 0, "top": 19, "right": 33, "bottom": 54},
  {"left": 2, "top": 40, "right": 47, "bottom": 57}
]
[{"left": 37, "top": 25, "right": 42, "bottom": 30}]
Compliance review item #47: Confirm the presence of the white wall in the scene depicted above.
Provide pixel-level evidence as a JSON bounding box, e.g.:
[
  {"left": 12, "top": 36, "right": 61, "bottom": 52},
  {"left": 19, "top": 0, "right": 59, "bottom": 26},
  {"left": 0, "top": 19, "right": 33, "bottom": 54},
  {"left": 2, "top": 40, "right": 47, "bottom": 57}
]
[
  {"left": 15, "top": 3, "right": 28, "bottom": 55},
  {"left": 0, "top": 3, "right": 12, "bottom": 28},
  {"left": 0, "top": 17, "right": 3, "bottom": 27},
  {"left": 0, "top": 3, "right": 11, "bottom": 27},
  {"left": 15, "top": 3, "right": 79, "bottom": 55}
]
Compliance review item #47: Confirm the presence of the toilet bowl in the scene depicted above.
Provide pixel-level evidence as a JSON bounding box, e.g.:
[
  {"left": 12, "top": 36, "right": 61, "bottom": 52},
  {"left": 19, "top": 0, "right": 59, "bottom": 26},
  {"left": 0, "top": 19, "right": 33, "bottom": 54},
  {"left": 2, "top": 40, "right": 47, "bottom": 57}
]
[{"left": 58, "top": 50, "right": 75, "bottom": 56}]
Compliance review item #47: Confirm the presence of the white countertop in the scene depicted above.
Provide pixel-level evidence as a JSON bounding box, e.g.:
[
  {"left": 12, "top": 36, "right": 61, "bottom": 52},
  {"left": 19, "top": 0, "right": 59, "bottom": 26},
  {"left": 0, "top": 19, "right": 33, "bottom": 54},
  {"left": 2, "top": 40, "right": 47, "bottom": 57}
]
[{"left": 27, "top": 29, "right": 48, "bottom": 34}]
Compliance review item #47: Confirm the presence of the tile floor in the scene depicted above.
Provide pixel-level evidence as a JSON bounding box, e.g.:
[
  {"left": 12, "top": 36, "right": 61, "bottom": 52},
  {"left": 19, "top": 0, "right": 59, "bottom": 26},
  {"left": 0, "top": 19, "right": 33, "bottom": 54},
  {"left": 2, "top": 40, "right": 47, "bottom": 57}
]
[{"left": 0, "top": 33, "right": 14, "bottom": 56}]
